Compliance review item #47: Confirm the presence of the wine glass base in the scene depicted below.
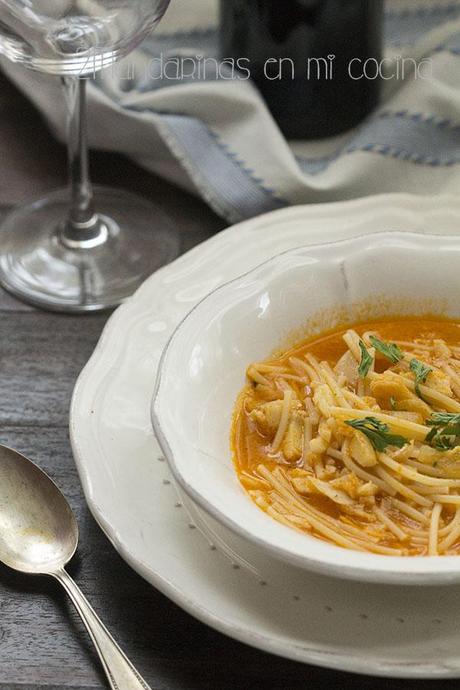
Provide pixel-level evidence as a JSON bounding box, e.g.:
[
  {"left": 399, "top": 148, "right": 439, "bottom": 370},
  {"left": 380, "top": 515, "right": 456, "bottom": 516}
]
[{"left": 0, "top": 186, "right": 181, "bottom": 313}]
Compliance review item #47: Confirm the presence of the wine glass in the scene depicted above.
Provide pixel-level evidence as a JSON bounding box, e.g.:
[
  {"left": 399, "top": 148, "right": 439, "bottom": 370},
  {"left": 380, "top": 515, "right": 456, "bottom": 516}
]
[{"left": 0, "top": 0, "right": 179, "bottom": 312}]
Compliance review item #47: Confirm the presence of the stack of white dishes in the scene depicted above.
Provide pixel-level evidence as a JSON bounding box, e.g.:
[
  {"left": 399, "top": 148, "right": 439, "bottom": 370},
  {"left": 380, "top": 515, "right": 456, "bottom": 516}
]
[{"left": 71, "top": 194, "right": 460, "bottom": 678}]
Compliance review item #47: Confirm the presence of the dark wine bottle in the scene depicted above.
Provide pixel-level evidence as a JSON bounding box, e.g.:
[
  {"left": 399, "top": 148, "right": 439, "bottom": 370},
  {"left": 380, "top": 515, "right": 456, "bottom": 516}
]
[{"left": 220, "top": 0, "right": 383, "bottom": 139}]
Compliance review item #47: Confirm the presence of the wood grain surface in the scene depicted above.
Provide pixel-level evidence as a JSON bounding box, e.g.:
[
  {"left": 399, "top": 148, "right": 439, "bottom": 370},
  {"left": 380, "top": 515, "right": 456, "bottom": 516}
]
[{"left": 0, "top": 71, "right": 458, "bottom": 690}]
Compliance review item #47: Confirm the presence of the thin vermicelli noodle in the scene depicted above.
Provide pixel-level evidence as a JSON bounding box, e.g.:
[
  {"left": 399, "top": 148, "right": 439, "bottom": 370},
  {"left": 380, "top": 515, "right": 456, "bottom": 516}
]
[{"left": 231, "top": 318, "right": 460, "bottom": 556}]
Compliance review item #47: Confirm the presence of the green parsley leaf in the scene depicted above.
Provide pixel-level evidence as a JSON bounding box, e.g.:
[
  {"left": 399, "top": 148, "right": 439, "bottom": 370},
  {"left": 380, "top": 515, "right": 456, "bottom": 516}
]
[
  {"left": 425, "top": 412, "right": 460, "bottom": 450},
  {"left": 345, "top": 416, "right": 408, "bottom": 452},
  {"left": 369, "top": 336, "right": 404, "bottom": 365},
  {"left": 428, "top": 413, "right": 460, "bottom": 426},
  {"left": 425, "top": 426, "right": 437, "bottom": 444},
  {"left": 358, "top": 340, "right": 373, "bottom": 379},
  {"left": 409, "top": 358, "right": 432, "bottom": 401},
  {"left": 434, "top": 437, "right": 456, "bottom": 451}
]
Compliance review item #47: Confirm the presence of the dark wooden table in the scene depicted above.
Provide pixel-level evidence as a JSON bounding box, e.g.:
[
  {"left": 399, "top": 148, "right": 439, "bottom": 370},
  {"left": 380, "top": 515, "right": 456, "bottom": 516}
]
[{"left": 0, "top": 71, "right": 457, "bottom": 690}]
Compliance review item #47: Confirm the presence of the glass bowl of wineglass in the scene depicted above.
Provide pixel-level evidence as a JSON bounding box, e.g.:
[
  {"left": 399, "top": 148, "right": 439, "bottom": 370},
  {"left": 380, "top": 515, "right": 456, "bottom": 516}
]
[{"left": 0, "top": 0, "right": 179, "bottom": 312}]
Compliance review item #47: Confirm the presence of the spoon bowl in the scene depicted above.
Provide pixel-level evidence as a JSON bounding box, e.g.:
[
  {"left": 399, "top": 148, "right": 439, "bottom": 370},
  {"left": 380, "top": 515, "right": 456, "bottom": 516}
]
[
  {"left": 0, "top": 445, "right": 77, "bottom": 574},
  {"left": 0, "top": 443, "right": 152, "bottom": 690}
]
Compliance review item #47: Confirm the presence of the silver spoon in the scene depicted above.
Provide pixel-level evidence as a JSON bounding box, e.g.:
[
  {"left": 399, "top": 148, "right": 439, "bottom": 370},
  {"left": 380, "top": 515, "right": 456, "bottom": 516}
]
[{"left": 0, "top": 444, "right": 152, "bottom": 690}]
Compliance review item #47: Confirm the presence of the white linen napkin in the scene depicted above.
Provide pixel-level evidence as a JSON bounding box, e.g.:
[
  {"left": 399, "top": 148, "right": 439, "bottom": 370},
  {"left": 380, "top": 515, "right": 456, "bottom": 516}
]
[{"left": 3, "top": 0, "right": 460, "bottom": 223}]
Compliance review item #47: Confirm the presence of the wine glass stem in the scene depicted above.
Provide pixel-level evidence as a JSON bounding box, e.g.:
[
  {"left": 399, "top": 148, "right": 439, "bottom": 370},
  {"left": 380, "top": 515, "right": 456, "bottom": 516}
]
[{"left": 60, "top": 77, "right": 107, "bottom": 249}]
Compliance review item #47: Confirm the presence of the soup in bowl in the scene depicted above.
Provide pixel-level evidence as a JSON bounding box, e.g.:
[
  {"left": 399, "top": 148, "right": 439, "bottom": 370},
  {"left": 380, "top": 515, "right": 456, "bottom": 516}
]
[
  {"left": 152, "top": 232, "right": 460, "bottom": 584},
  {"left": 233, "top": 318, "right": 460, "bottom": 558}
]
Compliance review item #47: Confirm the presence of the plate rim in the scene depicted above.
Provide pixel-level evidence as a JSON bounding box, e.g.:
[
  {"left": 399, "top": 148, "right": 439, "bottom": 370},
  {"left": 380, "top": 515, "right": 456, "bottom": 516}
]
[
  {"left": 70, "top": 193, "right": 460, "bottom": 678},
  {"left": 151, "top": 229, "right": 460, "bottom": 585}
]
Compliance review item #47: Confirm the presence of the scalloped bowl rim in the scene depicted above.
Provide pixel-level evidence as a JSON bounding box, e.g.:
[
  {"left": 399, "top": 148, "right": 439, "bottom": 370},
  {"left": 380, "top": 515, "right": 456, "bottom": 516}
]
[{"left": 152, "top": 231, "right": 460, "bottom": 585}]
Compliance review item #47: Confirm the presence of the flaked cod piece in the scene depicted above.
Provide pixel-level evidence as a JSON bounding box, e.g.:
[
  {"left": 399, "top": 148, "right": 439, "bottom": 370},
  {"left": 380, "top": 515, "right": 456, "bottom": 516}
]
[
  {"left": 370, "top": 371, "right": 431, "bottom": 418},
  {"left": 349, "top": 431, "right": 377, "bottom": 467},
  {"left": 418, "top": 445, "right": 460, "bottom": 478},
  {"left": 424, "top": 369, "right": 452, "bottom": 397},
  {"left": 250, "top": 399, "right": 305, "bottom": 462},
  {"left": 334, "top": 350, "right": 359, "bottom": 386}
]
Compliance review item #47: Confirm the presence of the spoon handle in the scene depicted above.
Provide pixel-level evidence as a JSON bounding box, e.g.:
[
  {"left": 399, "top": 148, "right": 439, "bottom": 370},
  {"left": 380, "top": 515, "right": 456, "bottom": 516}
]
[{"left": 53, "top": 568, "right": 152, "bottom": 690}]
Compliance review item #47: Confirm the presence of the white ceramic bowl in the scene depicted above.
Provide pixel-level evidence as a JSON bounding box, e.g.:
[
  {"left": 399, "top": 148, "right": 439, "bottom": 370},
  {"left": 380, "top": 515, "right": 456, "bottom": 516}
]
[{"left": 152, "top": 231, "right": 460, "bottom": 585}]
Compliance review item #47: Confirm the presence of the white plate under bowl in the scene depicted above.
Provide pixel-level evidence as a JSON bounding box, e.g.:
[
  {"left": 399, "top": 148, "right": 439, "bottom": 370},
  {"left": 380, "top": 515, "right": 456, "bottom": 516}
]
[
  {"left": 71, "top": 195, "right": 460, "bottom": 678},
  {"left": 152, "top": 232, "right": 460, "bottom": 586}
]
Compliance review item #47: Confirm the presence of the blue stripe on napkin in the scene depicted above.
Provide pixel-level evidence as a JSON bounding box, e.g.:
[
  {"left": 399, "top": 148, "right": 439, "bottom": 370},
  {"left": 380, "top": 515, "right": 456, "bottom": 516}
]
[
  {"left": 297, "top": 111, "right": 460, "bottom": 175},
  {"left": 385, "top": 3, "right": 460, "bottom": 46},
  {"left": 437, "top": 29, "right": 460, "bottom": 53},
  {"left": 105, "top": 3, "right": 460, "bottom": 217},
  {"left": 158, "top": 113, "right": 287, "bottom": 221}
]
